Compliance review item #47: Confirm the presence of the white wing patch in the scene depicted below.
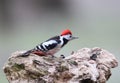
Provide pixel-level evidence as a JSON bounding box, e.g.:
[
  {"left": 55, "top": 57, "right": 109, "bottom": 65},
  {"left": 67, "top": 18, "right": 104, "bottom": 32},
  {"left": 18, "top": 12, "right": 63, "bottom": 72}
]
[{"left": 43, "top": 40, "right": 57, "bottom": 46}]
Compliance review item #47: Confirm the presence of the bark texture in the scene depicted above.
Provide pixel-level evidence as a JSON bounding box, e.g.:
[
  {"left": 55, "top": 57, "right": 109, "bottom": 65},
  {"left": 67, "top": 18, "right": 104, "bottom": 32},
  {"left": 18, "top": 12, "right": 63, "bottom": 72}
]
[{"left": 3, "top": 47, "right": 118, "bottom": 83}]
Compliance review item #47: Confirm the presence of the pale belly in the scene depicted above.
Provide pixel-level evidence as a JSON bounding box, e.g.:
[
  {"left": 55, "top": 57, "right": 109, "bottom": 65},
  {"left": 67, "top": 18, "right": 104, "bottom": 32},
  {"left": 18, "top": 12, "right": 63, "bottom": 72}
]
[{"left": 46, "top": 47, "right": 61, "bottom": 55}]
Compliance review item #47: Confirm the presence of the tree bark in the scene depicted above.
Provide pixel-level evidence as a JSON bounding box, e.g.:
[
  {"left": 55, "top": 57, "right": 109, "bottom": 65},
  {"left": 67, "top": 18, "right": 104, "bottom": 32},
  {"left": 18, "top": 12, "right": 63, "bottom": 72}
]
[{"left": 3, "top": 47, "right": 118, "bottom": 83}]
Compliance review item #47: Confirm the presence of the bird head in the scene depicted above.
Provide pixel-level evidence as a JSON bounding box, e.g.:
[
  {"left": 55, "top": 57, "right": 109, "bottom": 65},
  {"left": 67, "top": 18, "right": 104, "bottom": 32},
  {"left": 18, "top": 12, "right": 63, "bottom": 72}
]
[{"left": 61, "top": 29, "right": 78, "bottom": 41}]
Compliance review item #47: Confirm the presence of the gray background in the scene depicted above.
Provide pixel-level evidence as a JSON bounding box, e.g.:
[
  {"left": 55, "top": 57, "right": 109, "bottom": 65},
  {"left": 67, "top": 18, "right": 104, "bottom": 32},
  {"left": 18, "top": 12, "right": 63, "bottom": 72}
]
[{"left": 0, "top": 0, "right": 120, "bottom": 83}]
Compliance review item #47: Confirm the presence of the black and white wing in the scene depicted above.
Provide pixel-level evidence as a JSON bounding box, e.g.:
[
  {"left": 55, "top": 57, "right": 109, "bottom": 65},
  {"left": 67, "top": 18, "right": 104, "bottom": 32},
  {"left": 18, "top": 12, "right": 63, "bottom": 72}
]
[{"left": 35, "top": 36, "right": 61, "bottom": 52}]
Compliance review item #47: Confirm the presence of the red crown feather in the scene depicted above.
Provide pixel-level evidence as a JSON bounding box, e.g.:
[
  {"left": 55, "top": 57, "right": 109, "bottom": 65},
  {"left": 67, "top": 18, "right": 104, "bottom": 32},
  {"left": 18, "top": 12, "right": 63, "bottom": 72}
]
[{"left": 61, "top": 29, "right": 72, "bottom": 36}]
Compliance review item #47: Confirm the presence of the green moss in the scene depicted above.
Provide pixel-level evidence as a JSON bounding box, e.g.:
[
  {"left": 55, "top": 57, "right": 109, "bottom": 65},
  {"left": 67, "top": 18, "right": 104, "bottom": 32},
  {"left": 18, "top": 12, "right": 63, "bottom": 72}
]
[
  {"left": 12, "top": 63, "right": 25, "bottom": 71},
  {"left": 68, "top": 60, "right": 78, "bottom": 66},
  {"left": 43, "top": 57, "right": 55, "bottom": 62},
  {"left": 28, "top": 69, "right": 49, "bottom": 79},
  {"left": 57, "top": 65, "right": 69, "bottom": 72}
]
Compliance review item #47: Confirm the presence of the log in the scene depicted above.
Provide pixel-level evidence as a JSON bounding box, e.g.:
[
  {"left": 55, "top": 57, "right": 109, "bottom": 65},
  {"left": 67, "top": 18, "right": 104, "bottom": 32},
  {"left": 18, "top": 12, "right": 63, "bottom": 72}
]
[{"left": 3, "top": 47, "right": 118, "bottom": 83}]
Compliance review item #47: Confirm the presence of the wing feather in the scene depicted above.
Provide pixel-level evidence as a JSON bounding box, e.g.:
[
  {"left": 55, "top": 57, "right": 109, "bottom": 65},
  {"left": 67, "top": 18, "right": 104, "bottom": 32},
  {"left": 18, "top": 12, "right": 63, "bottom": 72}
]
[{"left": 39, "top": 36, "right": 61, "bottom": 51}]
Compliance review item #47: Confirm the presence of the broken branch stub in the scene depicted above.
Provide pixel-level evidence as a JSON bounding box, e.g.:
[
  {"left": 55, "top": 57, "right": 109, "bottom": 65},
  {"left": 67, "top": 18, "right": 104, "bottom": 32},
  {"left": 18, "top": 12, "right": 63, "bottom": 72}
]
[{"left": 3, "top": 47, "right": 118, "bottom": 83}]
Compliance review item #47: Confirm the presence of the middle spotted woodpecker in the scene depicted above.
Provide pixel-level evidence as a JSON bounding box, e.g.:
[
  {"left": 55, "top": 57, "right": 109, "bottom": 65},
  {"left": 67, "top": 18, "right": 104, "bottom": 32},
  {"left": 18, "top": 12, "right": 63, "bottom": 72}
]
[{"left": 21, "top": 29, "right": 78, "bottom": 57}]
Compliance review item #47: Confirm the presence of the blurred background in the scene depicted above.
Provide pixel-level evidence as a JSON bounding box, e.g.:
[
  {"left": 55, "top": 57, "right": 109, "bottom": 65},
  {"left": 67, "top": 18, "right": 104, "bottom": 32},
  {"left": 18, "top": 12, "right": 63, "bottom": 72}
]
[{"left": 0, "top": 0, "right": 120, "bottom": 83}]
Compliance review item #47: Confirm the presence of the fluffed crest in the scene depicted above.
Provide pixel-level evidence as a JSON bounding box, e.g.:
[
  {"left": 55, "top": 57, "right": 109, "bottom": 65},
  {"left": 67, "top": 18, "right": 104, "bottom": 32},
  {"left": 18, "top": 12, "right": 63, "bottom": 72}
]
[{"left": 61, "top": 29, "right": 72, "bottom": 36}]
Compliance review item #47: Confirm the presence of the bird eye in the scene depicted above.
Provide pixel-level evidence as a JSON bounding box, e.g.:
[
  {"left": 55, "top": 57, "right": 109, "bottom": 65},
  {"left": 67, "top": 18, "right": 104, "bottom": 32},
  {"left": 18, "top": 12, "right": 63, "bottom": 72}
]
[{"left": 69, "top": 35, "right": 72, "bottom": 37}]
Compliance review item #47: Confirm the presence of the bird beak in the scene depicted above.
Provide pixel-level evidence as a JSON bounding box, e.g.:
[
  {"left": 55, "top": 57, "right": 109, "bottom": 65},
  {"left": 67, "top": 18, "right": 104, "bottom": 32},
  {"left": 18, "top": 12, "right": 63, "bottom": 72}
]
[{"left": 71, "top": 36, "right": 79, "bottom": 40}]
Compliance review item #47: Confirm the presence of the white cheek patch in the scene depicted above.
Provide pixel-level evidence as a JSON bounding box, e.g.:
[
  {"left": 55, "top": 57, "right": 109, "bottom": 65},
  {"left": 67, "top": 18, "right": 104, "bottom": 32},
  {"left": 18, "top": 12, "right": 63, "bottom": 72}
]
[{"left": 63, "top": 34, "right": 71, "bottom": 40}]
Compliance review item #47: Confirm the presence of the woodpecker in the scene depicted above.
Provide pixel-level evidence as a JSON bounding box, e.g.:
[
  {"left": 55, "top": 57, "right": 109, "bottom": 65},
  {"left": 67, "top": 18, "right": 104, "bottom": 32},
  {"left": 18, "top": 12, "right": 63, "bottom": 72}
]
[{"left": 21, "top": 29, "right": 78, "bottom": 57}]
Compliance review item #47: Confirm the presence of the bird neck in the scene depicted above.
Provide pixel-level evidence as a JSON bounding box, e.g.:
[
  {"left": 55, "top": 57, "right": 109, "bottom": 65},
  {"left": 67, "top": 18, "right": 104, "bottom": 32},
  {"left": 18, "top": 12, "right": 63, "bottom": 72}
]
[{"left": 60, "top": 36, "right": 69, "bottom": 47}]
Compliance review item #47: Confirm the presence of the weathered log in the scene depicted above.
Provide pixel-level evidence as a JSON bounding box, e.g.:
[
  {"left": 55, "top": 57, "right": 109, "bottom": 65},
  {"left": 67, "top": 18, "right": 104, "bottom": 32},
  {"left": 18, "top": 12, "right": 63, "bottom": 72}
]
[{"left": 3, "top": 47, "right": 118, "bottom": 83}]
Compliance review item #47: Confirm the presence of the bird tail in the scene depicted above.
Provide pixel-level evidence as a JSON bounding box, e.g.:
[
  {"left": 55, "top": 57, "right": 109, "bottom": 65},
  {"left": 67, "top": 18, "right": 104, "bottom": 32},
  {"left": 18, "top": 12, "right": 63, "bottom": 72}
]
[{"left": 20, "top": 49, "right": 46, "bottom": 57}]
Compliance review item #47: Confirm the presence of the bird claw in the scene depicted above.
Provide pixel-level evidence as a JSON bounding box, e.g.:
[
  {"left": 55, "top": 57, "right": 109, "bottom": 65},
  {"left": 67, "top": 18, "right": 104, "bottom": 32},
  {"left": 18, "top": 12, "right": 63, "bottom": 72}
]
[
  {"left": 90, "top": 54, "right": 97, "bottom": 61},
  {"left": 60, "top": 54, "right": 65, "bottom": 59}
]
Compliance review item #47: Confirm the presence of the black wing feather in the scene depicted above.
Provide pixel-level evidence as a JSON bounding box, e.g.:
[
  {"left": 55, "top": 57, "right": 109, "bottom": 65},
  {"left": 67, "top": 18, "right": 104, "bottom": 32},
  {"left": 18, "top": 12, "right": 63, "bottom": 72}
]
[
  {"left": 44, "top": 43, "right": 57, "bottom": 50},
  {"left": 44, "top": 36, "right": 61, "bottom": 50},
  {"left": 37, "top": 36, "right": 61, "bottom": 51},
  {"left": 46, "top": 36, "right": 60, "bottom": 43}
]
